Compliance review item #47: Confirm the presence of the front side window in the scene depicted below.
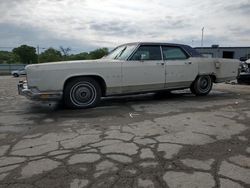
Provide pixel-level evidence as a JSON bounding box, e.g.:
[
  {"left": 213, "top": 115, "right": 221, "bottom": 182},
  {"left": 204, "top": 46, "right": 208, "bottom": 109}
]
[
  {"left": 162, "top": 46, "right": 188, "bottom": 60},
  {"left": 130, "top": 45, "right": 162, "bottom": 61}
]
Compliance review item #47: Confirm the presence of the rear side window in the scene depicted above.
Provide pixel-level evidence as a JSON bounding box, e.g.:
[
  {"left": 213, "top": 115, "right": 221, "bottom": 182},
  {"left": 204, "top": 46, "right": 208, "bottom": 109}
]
[
  {"left": 162, "top": 46, "right": 188, "bottom": 60},
  {"left": 130, "top": 45, "right": 162, "bottom": 61}
]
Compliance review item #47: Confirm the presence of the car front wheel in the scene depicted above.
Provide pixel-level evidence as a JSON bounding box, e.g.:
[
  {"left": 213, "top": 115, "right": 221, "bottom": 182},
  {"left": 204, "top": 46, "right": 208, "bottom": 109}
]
[
  {"left": 13, "top": 73, "right": 19, "bottom": 77},
  {"left": 190, "top": 75, "right": 213, "bottom": 96},
  {"left": 64, "top": 78, "right": 101, "bottom": 109}
]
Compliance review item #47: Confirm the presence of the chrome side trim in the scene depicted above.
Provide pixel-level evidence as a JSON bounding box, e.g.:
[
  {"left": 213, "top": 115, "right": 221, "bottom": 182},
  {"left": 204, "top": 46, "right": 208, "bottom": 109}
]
[
  {"left": 106, "top": 82, "right": 192, "bottom": 96},
  {"left": 215, "top": 76, "right": 237, "bottom": 83},
  {"left": 121, "top": 83, "right": 165, "bottom": 94},
  {"left": 165, "top": 81, "right": 192, "bottom": 88}
]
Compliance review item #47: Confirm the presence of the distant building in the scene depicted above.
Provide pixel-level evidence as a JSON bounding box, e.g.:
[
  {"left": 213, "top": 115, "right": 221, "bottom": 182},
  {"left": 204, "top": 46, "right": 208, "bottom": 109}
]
[{"left": 195, "top": 45, "right": 250, "bottom": 61}]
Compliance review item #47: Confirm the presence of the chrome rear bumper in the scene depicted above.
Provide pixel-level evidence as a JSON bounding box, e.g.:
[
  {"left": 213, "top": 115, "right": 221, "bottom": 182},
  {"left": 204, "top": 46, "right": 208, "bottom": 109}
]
[{"left": 18, "top": 81, "right": 62, "bottom": 101}]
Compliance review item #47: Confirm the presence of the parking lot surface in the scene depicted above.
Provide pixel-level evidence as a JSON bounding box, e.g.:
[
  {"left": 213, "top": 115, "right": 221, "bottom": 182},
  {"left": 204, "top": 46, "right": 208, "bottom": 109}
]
[{"left": 0, "top": 76, "right": 250, "bottom": 188}]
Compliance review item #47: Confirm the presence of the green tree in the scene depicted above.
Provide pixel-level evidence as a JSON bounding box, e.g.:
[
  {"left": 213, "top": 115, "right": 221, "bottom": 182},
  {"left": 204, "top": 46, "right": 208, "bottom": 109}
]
[
  {"left": 0, "top": 51, "right": 11, "bottom": 64},
  {"left": 0, "top": 51, "right": 20, "bottom": 64},
  {"left": 39, "top": 48, "right": 62, "bottom": 63},
  {"left": 67, "top": 52, "right": 90, "bottom": 61},
  {"left": 60, "top": 46, "right": 71, "bottom": 56},
  {"left": 12, "top": 45, "right": 37, "bottom": 64},
  {"left": 89, "top": 48, "right": 109, "bottom": 59}
]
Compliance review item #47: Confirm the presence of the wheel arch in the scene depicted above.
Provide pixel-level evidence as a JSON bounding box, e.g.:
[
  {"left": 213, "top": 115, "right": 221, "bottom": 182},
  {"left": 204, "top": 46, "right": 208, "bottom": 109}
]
[
  {"left": 210, "top": 74, "right": 217, "bottom": 83},
  {"left": 193, "top": 74, "right": 217, "bottom": 83},
  {"left": 63, "top": 75, "right": 107, "bottom": 97}
]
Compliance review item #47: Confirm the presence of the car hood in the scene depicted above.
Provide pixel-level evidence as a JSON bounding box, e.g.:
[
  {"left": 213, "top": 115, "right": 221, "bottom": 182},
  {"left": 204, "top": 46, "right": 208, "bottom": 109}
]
[
  {"left": 25, "top": 59, "right": 105, "bottom": 71},
  {"left": 29, "top": 59, "right": 100, "bottom": 66}
]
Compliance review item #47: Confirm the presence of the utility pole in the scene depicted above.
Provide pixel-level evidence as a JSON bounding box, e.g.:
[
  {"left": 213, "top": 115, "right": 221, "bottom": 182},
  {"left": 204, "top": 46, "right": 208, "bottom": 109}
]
[
  {"left": 201, "top": 27, "right": 204, "bottom": 47},
  {"left": 37, "top": 45, "right": 40, "bottom": 64}
]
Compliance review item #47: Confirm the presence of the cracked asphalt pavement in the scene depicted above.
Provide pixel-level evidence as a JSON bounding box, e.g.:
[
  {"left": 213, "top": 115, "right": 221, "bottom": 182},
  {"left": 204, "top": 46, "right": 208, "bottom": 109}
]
[{"left": 0, "top": 76, "right": 250, "bottom": 188}]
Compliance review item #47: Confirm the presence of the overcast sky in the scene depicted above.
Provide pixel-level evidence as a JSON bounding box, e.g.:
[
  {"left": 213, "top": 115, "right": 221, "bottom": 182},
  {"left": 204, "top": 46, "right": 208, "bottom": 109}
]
[{"left": 0, "top": 0, "right": 249, "bottom": 52}]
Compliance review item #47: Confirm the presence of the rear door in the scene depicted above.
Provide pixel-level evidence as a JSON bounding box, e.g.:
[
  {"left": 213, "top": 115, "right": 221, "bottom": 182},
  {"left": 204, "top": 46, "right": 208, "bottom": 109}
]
[{"left": 162, "top": 46, "right": 198, "bottom": 88}]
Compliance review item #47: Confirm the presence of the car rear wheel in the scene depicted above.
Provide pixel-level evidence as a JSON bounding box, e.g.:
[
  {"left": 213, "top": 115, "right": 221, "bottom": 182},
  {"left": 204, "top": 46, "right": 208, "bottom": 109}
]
[
  {"left": 13, "top": 73, "right": 19, "bottom": 77},
  {"left": 190, "top": 75, "right": 213, "bottom": 96},
  {"left": 64, "top": 77, "right": 101, "bottom": 109}
]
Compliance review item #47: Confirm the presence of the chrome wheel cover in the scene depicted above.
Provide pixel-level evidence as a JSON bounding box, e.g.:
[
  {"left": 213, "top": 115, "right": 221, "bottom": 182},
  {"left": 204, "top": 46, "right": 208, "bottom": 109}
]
[
  {"left": 198, "top": 76, "right": 211, "bottom": 93},
  {"left": 69, "top": 82, "right": 97, "bottom": 107}
]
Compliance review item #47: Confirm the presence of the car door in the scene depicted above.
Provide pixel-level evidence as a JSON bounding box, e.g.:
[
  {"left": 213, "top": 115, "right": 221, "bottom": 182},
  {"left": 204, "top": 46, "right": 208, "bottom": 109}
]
[
  {"left": 122, "top": 45, "right": 165, "bottom": 93},
  {"left": 19, "top": 69, "right": 26, "bottom": 75},
  {"left": 162, "top": 46, "right": 198, "bottom": 88}
]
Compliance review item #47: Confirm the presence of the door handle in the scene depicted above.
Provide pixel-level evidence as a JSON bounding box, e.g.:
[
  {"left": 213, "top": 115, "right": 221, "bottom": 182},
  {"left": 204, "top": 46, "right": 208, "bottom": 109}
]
[
  {"left": 156, "top": 62, "right": 165, "bottom": 66},
  {"left": 185, "top": 62, "right": 192, "bottom": 65}
]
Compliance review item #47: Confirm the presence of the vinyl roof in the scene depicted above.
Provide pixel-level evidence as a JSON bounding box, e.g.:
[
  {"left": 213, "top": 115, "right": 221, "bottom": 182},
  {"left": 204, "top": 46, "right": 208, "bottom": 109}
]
[
  {"left": 195, "top": 47, "right": 250, "bottom": 49},
  {"left": 122, "top": 42, "right": 187, "bottom": 47},
  {"left": 117, "top": 42, "right": 202, "bottom": 57}
]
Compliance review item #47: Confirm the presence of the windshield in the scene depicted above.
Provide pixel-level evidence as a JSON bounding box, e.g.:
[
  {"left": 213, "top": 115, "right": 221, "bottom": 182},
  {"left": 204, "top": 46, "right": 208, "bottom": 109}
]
[{"left": 105, "top": 44, "right": 137, "bottom": 60}]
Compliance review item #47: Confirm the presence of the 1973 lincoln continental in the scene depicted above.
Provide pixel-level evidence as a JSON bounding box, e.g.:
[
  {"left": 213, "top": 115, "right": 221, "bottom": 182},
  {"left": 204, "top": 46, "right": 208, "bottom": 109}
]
[{"left": 18, "top": 42, "right": 240, "bottom": 109}]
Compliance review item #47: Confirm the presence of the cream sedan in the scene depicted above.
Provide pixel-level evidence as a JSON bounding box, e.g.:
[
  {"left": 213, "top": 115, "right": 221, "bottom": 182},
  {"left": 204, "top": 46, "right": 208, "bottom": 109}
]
[{"left": 18, "top": 42, "right": 240, "bottom": 109}]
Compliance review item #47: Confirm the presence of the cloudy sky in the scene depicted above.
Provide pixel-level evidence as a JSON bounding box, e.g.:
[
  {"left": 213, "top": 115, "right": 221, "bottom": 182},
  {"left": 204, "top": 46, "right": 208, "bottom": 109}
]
[{"left": 0, "top": 0, "right": 249, "bottom": 52}]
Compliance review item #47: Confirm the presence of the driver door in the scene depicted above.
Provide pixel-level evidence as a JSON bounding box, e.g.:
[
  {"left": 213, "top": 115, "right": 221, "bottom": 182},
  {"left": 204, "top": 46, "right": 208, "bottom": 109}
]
[{"left": 121, "top": 45, "right": 165, "bottom": 93}]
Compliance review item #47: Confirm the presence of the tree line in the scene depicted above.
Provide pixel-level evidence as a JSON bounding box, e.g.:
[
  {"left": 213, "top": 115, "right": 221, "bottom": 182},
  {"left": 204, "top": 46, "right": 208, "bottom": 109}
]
[{"left": 0, "top": 45, "right": 109, "bottom": 64}]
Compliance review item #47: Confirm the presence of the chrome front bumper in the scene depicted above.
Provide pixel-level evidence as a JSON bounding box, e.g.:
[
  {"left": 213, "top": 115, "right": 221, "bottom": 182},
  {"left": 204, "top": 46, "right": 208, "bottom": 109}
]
[{"left": 18, "top": 80, "right": 62, "bottom": 101}]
